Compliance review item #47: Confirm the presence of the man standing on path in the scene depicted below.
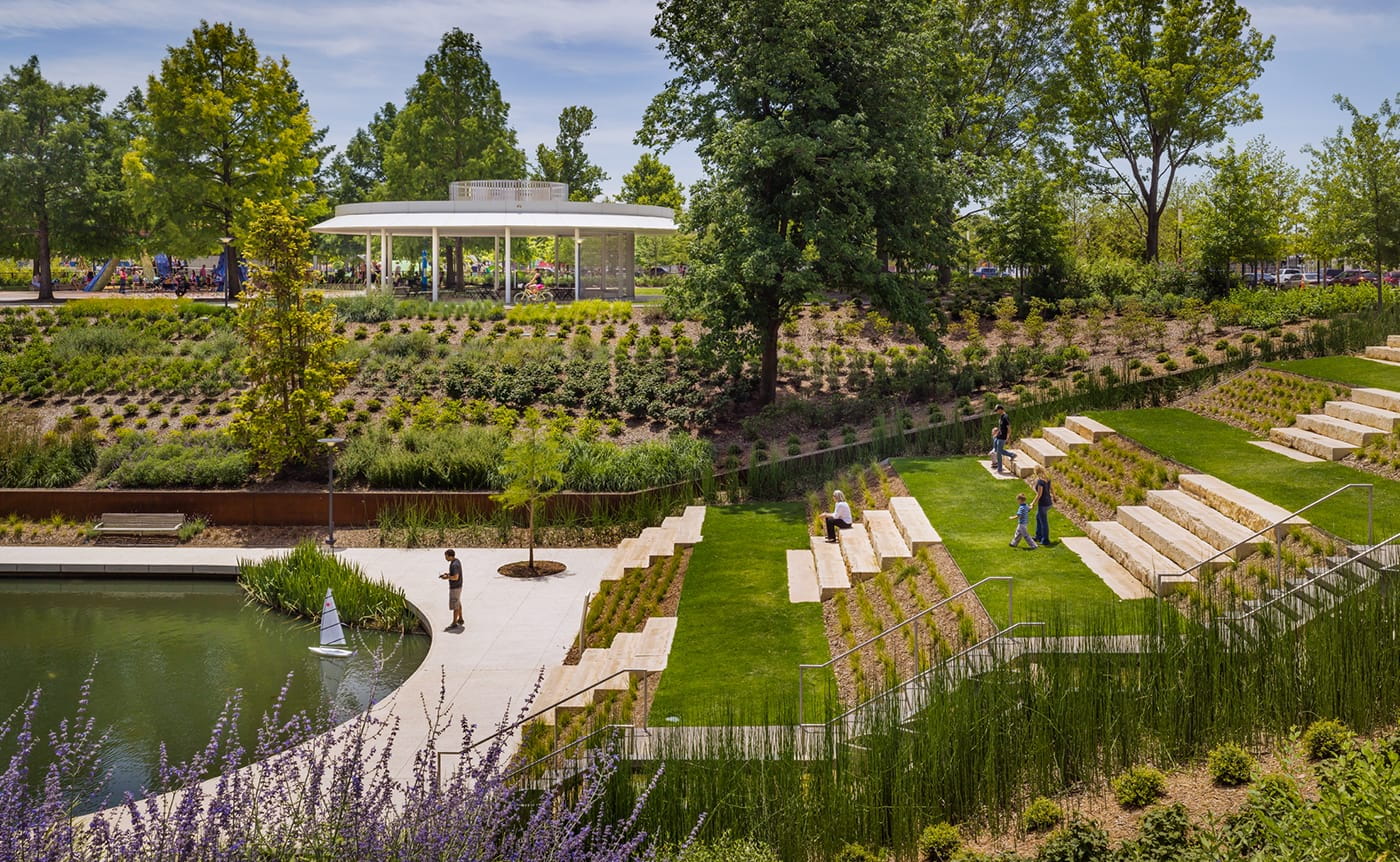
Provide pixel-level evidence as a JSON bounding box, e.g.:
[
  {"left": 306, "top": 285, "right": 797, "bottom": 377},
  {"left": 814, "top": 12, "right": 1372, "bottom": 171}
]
[
  {"left": 992, "top": 405, "right": 1015, "bottom": 473},
  {"left": 440, "top": 549, "right": 464, "bottom": 631},
  {"left": 1032, "top": 467, "right": 1054, "bottom": 546}
]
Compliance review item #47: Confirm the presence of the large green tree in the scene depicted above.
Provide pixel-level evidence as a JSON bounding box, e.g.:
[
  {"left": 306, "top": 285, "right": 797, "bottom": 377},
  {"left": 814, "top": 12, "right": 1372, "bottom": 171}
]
[
  {"left": 1196, "top": 137, "right": 1300, "bottom": 273},
  {"left": 533, "top": 106, "right": 607, "bottom": 201},
  {"left": 985, "top": 151, "right": 1068, "bottom": 297},
  {"left": 620, "top": 153, "right": 687, "bottom": 274},
  {"left": 123, "top": 22, "right": 324, "bottom": 295},
  {"left": 640, "top": 0, "right": 941, "bottom": 405},
  {"left": 0, "top": 57, "right": 129, "bottom": 300},
  {"left": 1305, "top": 95, "right": 1400, "bottom": 307},
  {"left": 384, "top": 28, "right": 524, "bottom": 289},
  {"left": 1065, "top": 0, "right": 1274, "bottom": 261}
]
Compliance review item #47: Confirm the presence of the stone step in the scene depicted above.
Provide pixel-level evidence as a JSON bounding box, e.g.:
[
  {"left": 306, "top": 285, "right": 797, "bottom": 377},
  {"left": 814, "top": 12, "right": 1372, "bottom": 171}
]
[
  {"left": 888, "top": 497, "right": 942, "bottom": 550},
  {"left": 811, "top": 537, "right": 851, "bottom": 600},
  {"left": 1364, "top": 345, "right": 1400, "bottom": 362},
  {"left": 839, "top": 523, "right": 881, "bottom": 581},
  {"left": 1042, "top": 426, "right": 1093, "bottom": 452},
  {"left": 1085, "top": 521, "right": 1190, "bottom": 595},
  {"left": 1178, "top": 474, "right": 1308, "bottom": 534},
  {"left": 638, "top": 526, "right": 679, "bottom": 562},
  {"left": 1066, "top": 415, "right": 1116, "bottom": 441},
  {"left": 1003, "top": 453, "right": 1036, "bottom": 478},
  {"left": 786, "top": 549, "right": 821, "bottom": 602},
  {"left": 1016, "top": 436, "right": 1068, "bottom": 467},
  {"left": 1388, "top": 335, "right": 1400, "bottom": 348},
  {"left": 1116, "top": 505, "right": 1228, "bottom": 572},
  {"left": 1145, "top": 490, "right": 1263, "bottom": 559},
  {"left": 600, "top": 538, "right": 639, "bottom": 581},
  {"left": 1350, "top": 387, "right": 1400, "bottom": 414},
  {"left": 1294, "top": 413, "right": 1385, "bottom": 446},
  {"left": 1269, "top": 426, "right": 1356, "bottom": 461},
  {"left": 632, "top": 617, "right": 678, "bottom": 668},
  {"left": 676, "top": 506, "right": 706, "bottom": 544},
  {"left": 862, "top": 509, "right": 913, "bottom": 570},
  {"left": 1325, "top": 399, "right": 1400, "bottom": 432}
]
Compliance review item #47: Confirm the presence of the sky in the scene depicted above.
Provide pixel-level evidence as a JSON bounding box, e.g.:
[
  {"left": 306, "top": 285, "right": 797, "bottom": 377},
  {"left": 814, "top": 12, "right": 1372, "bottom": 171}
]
[{"left": 0, "top": 0, "right": 1397, "bottom": 202}]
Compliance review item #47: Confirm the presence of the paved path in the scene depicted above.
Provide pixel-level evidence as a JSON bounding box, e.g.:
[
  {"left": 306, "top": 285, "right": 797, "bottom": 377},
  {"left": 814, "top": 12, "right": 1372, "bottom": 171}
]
[{"left": 0, "top": 545, "right": 613, "bottom": 786}]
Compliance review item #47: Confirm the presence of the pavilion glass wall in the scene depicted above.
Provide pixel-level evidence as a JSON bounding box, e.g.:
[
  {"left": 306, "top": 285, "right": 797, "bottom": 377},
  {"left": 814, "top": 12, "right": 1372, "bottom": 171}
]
[{"left": 578, "top": 232, "right": 635, "bottom": 300}]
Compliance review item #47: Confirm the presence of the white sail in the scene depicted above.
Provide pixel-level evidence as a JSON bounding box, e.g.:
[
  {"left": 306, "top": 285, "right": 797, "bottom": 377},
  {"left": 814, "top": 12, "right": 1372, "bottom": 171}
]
[{"left": 310, "top": 588, "right": 355, "bottom": 657}]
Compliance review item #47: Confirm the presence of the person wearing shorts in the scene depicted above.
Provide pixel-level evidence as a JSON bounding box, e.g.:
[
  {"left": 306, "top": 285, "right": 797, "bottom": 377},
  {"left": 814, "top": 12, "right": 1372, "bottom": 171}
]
[{"left": 440, "top": 549, "right": 464, "bottom": 630}]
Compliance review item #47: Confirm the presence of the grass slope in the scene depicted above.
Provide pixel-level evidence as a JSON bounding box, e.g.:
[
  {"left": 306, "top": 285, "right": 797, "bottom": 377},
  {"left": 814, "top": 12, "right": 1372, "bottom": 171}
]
[
  {"left": 1094, "top": 408, "right": 1400, "bottom": 540},
  {"left": 649, "top": 504, "right": 831, "bottom": 724},
  {"left": 1265, "top": 356, "right": 1400, "bottom": 389},
  {"left": 893, "top": 457, "right": 1156, "bottom": 635}
]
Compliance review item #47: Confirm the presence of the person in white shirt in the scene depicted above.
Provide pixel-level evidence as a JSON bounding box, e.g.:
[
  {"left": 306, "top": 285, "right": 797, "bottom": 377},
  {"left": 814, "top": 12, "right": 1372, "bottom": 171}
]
[{"left": 823, "top": 490, "right": 854, "bottom": 543}]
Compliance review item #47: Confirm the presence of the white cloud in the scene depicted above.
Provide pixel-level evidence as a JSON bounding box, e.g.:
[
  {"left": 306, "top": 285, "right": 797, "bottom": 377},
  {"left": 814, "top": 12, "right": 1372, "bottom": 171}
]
[{"left": 1249, "top": 2, "right": 1395, "bottom": 45}]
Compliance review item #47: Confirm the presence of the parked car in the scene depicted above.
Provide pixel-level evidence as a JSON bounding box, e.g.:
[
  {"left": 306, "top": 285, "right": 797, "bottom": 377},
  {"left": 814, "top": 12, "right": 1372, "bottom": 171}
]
[
  {"left": 1322, "top": 268, "right": 1344, "bottom": 284},
  {"left": 1278, "top": 268, "right": 1304, "bottom": 286},
  {"left": 1336, "top": 269, "right": 1379, "bottom": 285},
  {"left": 972, "top": 266, "right": 1000, "bottom": 278},
  {"left": 1384, "top": 271, "right": 1400, "bottom": 285}
]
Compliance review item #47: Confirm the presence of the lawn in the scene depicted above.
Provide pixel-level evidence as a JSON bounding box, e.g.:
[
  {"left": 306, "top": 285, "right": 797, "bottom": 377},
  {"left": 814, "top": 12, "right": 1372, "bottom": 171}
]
[
  {"left": 648, "top": 504, "right": 832, "bottom": 724},
  {"left": 1093, "top": 408, "right": 1400, "bottom": 541},
  {"left": 1265, "top": 356, "right": 1400, "bottom": 389},
  {"left": 892, "top": 457, "right": 1158, "bottom": 635}
]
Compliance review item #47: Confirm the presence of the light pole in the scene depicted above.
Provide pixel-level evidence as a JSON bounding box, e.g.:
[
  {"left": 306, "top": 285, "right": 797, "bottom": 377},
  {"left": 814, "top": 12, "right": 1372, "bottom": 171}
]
[
  {"left": 219, "top": 236, "right": 234, "bottom": 308},
  {"left": 318, "top": 437, "right": 346, "bottom": 550}
]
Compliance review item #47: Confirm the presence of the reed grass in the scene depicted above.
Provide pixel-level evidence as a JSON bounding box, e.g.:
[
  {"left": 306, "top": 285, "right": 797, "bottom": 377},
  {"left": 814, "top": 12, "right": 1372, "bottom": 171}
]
[{"left": 237, "top": 542, "right": 420, "bottom": 632}]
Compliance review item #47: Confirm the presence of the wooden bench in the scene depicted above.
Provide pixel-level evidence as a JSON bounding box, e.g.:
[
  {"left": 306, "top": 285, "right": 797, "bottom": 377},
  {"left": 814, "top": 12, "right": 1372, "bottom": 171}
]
[{"left": 93, "top": 513, "right": 186, "bottom": 536}]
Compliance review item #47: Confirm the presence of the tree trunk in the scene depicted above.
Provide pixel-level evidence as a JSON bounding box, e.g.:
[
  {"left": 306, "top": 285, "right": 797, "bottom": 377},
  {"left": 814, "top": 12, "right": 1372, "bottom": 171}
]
[
  {"left": 527, "top": 501, "right": 535, "bottom": 570},
  {"left": 36, "top": 215, "right": 53, "bottom": 302},
  {"left": 758, "top": 315, "right": 780, "bottom": 406},
  {"left": 445, "top": 248, "right": 456, "bottom": 291},
  {"left": 454, "top": 238, "right": 465, "bottom": 291},
  {"left": 1143, "top": 209, "right": 1161, "bottom": 262},
  {"left": 227, "top": 243, "right": 241, "bottom": 299}
]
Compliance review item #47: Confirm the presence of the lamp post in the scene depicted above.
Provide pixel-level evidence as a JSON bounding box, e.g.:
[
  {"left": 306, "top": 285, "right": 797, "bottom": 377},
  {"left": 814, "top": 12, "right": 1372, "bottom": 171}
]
[
  {"left": 219, "top": 236, "right": 234, "bottom": 308},
  {"left": 318, "top": 437, "right": 346, "bottom": 550}
]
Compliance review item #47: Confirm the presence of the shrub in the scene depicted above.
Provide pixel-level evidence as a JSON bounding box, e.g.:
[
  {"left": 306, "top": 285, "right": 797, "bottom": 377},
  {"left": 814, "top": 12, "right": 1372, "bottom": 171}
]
[
  {"left": 669, "top": 835, "right": 780, "bottom": 862},
  {"left": 95, "top": 431, "right": 250, "bottom": 488},
  {"left": 338, "top": 425, "right": 507, "bottom": 490},
  {"left": 835, "top": 844, "right": 885, "bottom": 862},
  {"left": 1207, "top": 742, "right": 1256, "bottom": 786},
  {"left": 1022, "top": 796, "right": 1064, "bottom": 833},
  {"left": 1112, "top": 765, "right": 1167, "bottom": 808},
  {"left": 918, "top": 822, "right": 961, "bottom": 861},
  {"left": 1118, "top": 803, "right": 1190, "bottom": 861},
  {"left": 1036, "top": 817, "right": 1110, "bottom": 862},
  {"left": 0, "top": 412, "right": 97, "bottom": 487},
  {"left": 1302, "top": 718, "right": 1354, "bottom": 760}
]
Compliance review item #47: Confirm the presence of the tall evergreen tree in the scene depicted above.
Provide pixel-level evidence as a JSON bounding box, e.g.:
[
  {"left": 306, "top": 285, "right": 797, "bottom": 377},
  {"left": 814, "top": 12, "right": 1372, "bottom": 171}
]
[
  {"left": 619, "top": 153, "right": 684, "bottom": 211},
  {"left": 534, "top": 106, "right": 607, "bottom": 201}
]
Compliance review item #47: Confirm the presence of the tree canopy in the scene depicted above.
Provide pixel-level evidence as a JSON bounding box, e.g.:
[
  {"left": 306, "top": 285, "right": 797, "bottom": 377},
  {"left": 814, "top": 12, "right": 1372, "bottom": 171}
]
[
  {"left": 619, "top": 153, "right": 684, "bottom": 211},
  {"left": 533, "top": 106, "right": 607, "bottom": 202},
  {"left": 1196, "top": 137, "right": 1299, "bottom": 271}
]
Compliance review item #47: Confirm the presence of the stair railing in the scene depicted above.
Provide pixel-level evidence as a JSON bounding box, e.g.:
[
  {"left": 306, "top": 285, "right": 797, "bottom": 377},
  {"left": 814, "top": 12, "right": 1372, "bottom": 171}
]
[{"left": 797, "top": 576, "right": 1014, "bottom": 727}]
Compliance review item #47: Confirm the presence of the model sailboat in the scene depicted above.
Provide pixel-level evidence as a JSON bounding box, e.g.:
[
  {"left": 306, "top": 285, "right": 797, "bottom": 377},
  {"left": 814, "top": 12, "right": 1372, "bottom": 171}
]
[{"left": 309, "top": 588, "right": 356, "bottom": 658}]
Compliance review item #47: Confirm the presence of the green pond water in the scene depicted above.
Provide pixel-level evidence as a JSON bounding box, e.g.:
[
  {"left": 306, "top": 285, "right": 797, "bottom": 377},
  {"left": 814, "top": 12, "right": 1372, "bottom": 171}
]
[{"left": 0, "top": 578, "right": 430, "bottom": 812}]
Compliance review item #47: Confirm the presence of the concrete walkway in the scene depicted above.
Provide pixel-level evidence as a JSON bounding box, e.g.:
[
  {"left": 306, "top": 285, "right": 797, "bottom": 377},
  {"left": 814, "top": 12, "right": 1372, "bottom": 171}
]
[{"left": 0, "top": 544, "right": 613, "bottom": 785}]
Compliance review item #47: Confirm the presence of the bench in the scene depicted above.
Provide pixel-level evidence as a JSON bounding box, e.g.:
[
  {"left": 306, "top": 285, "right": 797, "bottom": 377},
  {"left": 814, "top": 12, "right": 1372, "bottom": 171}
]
[{"left": 93, "top": 513, "right": 186, "bottom": 536}]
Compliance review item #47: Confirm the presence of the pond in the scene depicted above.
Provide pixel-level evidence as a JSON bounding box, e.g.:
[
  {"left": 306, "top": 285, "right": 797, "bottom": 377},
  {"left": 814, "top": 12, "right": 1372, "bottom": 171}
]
[{"left": 0, "top": 578, "right": 430, "bottom": 813}]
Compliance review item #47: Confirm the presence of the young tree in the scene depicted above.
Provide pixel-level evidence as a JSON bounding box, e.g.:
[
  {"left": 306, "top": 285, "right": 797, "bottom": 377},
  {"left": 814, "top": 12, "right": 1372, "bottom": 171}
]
[
  {"left": 1065, "top": 0, "right": 1274, "bottom": 261},
  {"left": 984, "top": 152, "right": 1069, "bottom": 298},
  {"left": 0, "top": 57, "right": 129, "bottom": 300},
  {"left": 230, "top": 201, "right": 353, "bottom": 475},
  {"left": 1304, "top": 95, "right": 1400, "bottom": 308},
  {"left": 620, "top": 153, "right": 686, "bottom": 275},
  {"left": 640, "top": 0, "right": 942, "bottom": 405},
  {"left": 533, "top": 106, "right": 607, "bottom": 201},
  {"left": 123, "top": 22, "right": 324, "bottom": 296},
  {"left": 1196, "top": 137, "right": 1300, "bottom": 274},
  {"left": 491, "top": 415, "right": 566, "bottom": 572}
]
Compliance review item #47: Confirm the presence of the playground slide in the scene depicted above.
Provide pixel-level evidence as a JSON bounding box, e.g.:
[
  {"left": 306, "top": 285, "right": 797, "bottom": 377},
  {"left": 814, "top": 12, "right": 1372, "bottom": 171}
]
[{"left": 84, "top": 257, "right": 118, "bottom": 292}]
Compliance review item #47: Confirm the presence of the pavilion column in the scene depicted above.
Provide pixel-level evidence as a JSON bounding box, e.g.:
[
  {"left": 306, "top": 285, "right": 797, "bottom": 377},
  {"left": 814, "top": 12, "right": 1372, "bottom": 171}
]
[
  {"left": 505, "top": 227, "right": 512, "bottom": 304},
  {"left": 364, "top": 234, "right": 372, "bottom": 289},
  {"left": 430, "top": 228, "right": 440, "bottom": 302},
  {"left": 380, "top": 230, "right": 390, "bottom": 293},
  {"left": 574, "top": 229, "right": 581, "bottom": 301},
  {"left": 493, "top": 236, "right": 499, "bottom": 295}
]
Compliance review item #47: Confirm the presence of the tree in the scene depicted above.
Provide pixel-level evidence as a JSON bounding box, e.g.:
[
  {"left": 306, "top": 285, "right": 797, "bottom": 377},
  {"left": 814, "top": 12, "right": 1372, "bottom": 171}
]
[
  {"left": 491, "top": 415, "right": 566, "bottom": 573},
  {"left": 325, "top": 102, "right": 397, "bottom": 206},
  {"left": 1304, "top": 95, "right": 1400, "bottom": 308},
  {"left": 1065, "top": 0, "right": 1274, "bottom": 261},
  {"left": 0, "top": 57, "right": 129, "bottom": 300},
  {"left": 640, "top": 0, "right": 941, "bottom": 405},
  {"left": 384, "top": 28, "right": 524, "bottom": 290},
  {"left": 533, "top": 106, "right": 607, "bottom": 201},
  {"left": 984, "top": 151, "right": 1069, "bottom": 298},
  {"left": 620, "top": 153, "right": 687, "bottom": 274},
  {"left": 1196, "top": 137, "right": 1300, "bottom": 273},
  {"left": 230, "top": 201, "right": 353, "bottom": 475}
]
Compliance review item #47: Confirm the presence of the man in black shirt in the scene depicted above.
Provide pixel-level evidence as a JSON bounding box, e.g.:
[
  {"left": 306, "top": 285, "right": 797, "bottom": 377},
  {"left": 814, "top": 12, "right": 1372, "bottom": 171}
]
[{"left": 439, "top": 549, "right": 464, "bottom": 631}]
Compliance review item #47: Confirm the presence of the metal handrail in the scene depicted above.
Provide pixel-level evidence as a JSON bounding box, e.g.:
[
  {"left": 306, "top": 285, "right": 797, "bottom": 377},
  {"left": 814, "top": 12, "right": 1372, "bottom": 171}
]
[
  {"left": 798, "top": 576, "right": 1013, "bottom": 723},
  {"left": 1222, "top": 529, "right": 1400, "bottom": 626},
  {"left": 814, "top": 620, "right": 1046, "bottom": 730},
  {"left": 501, "top": 722, "right": 640, "bottom": 784}
]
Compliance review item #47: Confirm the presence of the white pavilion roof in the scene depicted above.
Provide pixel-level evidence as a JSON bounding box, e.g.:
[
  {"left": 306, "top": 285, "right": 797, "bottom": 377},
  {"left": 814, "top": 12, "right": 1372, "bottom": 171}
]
[{"left": 311, "top": 199, "right": 677, "bottom": 238}]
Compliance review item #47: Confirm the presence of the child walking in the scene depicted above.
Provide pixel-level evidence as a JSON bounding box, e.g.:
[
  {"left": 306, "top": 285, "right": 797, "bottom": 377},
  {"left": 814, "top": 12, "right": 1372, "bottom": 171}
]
[{"left": 1009, "top": 493, "right": 1038, "bottom": 549}]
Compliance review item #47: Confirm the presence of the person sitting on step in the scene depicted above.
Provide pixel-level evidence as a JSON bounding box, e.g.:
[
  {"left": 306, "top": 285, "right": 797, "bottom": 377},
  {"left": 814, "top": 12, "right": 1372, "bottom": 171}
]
[{"left": 822, "top": 490, "right": 854, "bottom": 543}]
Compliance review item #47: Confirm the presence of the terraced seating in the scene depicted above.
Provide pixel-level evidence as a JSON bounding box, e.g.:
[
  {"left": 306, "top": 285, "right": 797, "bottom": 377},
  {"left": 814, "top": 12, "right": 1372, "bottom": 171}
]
[
  {"left": 1177, "top": 474, "right": 1307, "bottom": 534},
  {"left": 1363, "top": 341, "right": 1400, "bottom": 362},
  {"left": 1066, "top": 415, "right": 1115, "bottom": 441},
  {"left": 1293, "top": 413, "right": 1384, "bottom": 447},
  {"left": 1144, "top": 490, "right": 1263, "bottom": 559},
  {"left": 1015, "top": 436, "right": 1067, "bottom": 467},
  {"left": 1085, "top": 521, "right": 1195, "bottom": 595},
  {"left": 1325, "top": 399, "right": 1400, "bottom": 433},
  {"left": 1269, "top": 426, "right": 1356, "bottom": 460},
  {"left": 661, "top": 506, "right": 706, "bottom": 546},
  {"left": 1116, "top": 505, "right": 1228, "bottom": 571},
  {"left": 1264, "top": 378, "right": 1400, "bottom": 460},
  {"left": 863, "top": 509, "right": 913, "bottom": 570},
  {"left": 888, "top": 497, "right": 941, "bottom": 550},
  {"left": 785, "top": 497, "right": 941, "bottom": 602},
  {"left": 1042, "top": 426, "right": 1092, "bottom": 452},
  {"left": 536, "top": 617, "right": 678, "bottom": 724},
  {"left": 810, "top": 537, "right": 852, "bottom": 600},
  {"left": 838, "top": 523, "right": 881, "bottom": 581},
  {"left": 1351, "top": 387, "right": 1400, "bottom": 413}
]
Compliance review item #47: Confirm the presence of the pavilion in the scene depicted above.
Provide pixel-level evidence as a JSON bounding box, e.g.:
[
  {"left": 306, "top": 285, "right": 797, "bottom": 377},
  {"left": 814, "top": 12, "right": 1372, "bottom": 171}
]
[{"left": 310, "top": 180, "right": 677, "bottom": 302}]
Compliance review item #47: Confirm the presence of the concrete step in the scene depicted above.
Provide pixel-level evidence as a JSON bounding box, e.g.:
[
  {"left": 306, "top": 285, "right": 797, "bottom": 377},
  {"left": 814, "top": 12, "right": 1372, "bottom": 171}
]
[
  {"left": 1388, "top": 335, "right": 1400, "bottom": 348},
  {"left": 1016, "top": 436, "right": 1067, "bottom": 467},
  {"left": 637, "top": 526, "right": 679, "bottom": 562},
  {"left": 1364, "top": 345, "right": 1400, "bottom": 362},
  {"left": 1117, "top": 505, "right": 1228, "bottom": 572},
  {"left": 1351, "top": 387, "right": 1400, "bottom": 414},
  {"left": 1003, "top": 453, "right": 1036, "bottom": 478},
  {"left": 1294, "top": 413, "right": 1385, "bottom": 446},
  {"left": 862, "top": 509, "right": 913, "bottom": 570},
  {"left": 786, "top": 549, "right": 821, "bottom": 602},
  {"left": 888, "top": 497, "right": 942, "bottom": 550},
  {"left": 1042, "top": 426, "right": 1093, "bottom": 452},
  {"left": 600, "top": 538, "right": 639, "bottom": 581},
  {"left": 1085, "top": 520, "right": 1191, "bottom": 595},
  {"left": 1179, "top": 474, "right": 1308, "bottom": 534},
  {"left": 632, "top": 617, "right": 678, "bottom": 669},
  {"left": 1066, "top": 415, "right": 1116, "bottom": 441},
  {"left": 811, "top": 537, "right": 851, "bottom": 599},
  {"left": 676, "top": 506, "right": 706, "bottom": 544},
  {"left": 838, "top": 523, "right": 881, "bottom": 581},
  {"left": 1325, "top": 399, "right": 1400, "bottom": 432},
  {"left": 1145, "top": 490, "right": 1263, "bottom": 559},
  {"left": 1269, "top": 426, "right": 1357, "bottom": 461}
]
